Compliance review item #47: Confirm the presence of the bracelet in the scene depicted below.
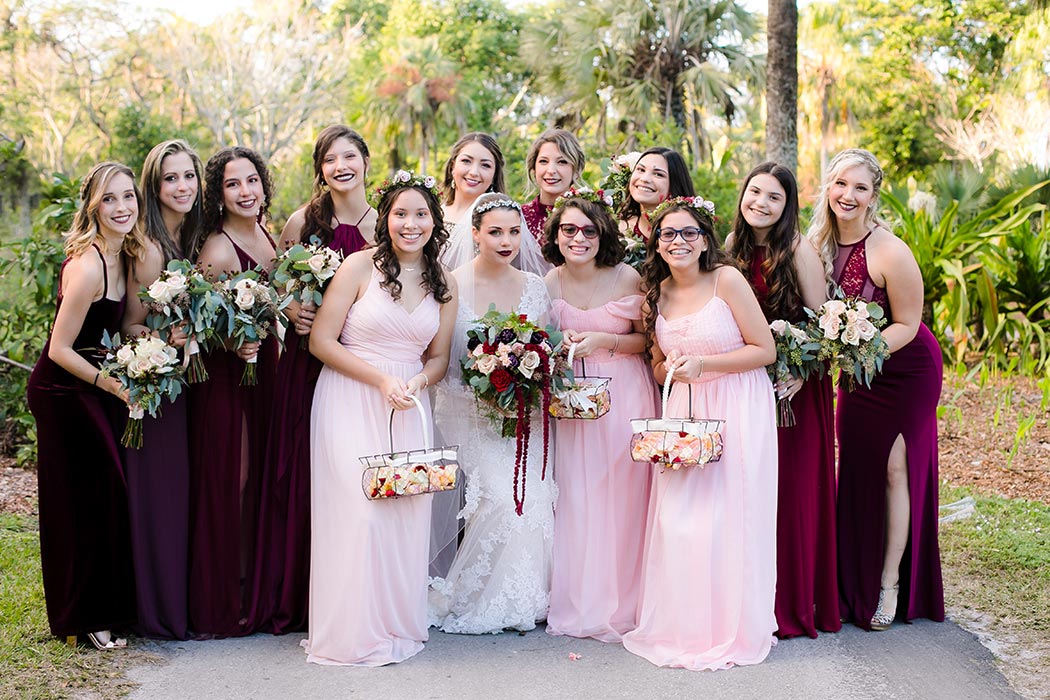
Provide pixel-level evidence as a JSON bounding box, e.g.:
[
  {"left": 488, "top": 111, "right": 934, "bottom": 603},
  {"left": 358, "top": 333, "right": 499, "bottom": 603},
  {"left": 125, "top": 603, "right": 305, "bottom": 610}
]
[
  {"left": 609, "top": 334, "right": 620, "bottom": 357},
  {"left": 416, "top": 373, "right": 429, "bottom": 389},
  {"left": 93, "top": 371, "right": 101, "bottom": 387},
  {"left": 697, "top": 355, "right": 705, "bottom": 379}
]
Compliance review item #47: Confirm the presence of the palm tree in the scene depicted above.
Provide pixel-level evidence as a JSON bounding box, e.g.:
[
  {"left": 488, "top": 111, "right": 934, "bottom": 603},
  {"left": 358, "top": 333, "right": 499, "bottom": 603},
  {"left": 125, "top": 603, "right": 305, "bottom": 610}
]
[{"left": 766, "top": 0, "right": 797, "bottom": 172}]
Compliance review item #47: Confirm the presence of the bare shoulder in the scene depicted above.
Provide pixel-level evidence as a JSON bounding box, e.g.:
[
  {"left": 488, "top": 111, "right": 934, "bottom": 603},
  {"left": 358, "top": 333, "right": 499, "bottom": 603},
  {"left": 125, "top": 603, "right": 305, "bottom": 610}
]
[
  {"left": 869, "top": 225, "right": 915, "bottom": 264},
  {"left": 134, "top": 239, "right": 166, "bottom": 284},
  {"left": 544, "top": 267, "right": 560, "bottom": 297},
  {"left": 792, "top": 233, "right": 823, "bottom": 264},
  {"left": 63, "top": 249, "right": 105, "bottom": 289},
  {"left": 279, "top": 208, "right": 308, "bottom": 248},
  {"left": 197, "top": 233, "right": 239, "bottom": 278},
  {"left": 716, "top": 262, "right": 749, "bottom": 290},
  {"left": 613, "top": 262, "right": 643, "bottom": 296}
]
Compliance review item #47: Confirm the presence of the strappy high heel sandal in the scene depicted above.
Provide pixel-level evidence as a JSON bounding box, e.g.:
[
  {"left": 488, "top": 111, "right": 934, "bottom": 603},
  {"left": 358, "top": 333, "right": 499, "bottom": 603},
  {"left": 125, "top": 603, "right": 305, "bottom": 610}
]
[
  {"left": 86, "top": 631, "right": 127, "bottom": 650},
  {"left": 870, "top": 584, "right": 899, "bottom": 631}
]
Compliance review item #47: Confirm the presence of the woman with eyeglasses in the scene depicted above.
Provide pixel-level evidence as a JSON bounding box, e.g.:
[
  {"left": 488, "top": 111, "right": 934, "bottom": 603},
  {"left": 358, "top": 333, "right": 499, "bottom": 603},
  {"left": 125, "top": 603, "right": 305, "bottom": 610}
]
[
  {"left": 540, "top": 190, "right": 656, "bottom": 642},
  {"left": 621, "top": 196, "right": 778, "bottom": 670}
]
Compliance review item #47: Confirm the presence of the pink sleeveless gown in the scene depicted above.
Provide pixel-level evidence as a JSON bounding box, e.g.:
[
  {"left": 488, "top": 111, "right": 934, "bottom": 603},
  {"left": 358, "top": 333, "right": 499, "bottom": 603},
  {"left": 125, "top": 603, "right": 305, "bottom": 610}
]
[
  {"left": 547, "top": 295, "right": 656, "bottom": 641},
  {"left": 304, "top": 268, "right": 440, "bottom": 666},
  {"left": 622, "top": 280, "right": 778, "bottom": 670}
]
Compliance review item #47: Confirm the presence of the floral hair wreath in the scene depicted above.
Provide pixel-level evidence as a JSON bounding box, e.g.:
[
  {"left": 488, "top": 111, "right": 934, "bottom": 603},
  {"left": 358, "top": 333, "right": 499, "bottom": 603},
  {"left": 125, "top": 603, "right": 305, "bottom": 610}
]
[
  {"left": 553, "top": 186, "right": 615, "bottom": 211},
  {"left": 474, "top": 196, "right": 523, "bottom": 217},
  {"left": 373, "top": 169, "right": 441, "bottom": 202},
  {"left": 646, "top": 195, "right": 717, "bottom": 226}
]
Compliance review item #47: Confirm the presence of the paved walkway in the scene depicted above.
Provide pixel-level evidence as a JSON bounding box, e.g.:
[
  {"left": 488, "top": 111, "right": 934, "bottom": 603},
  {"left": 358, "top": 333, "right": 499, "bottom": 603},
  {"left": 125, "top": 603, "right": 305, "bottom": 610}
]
[{"left": 127, "top": 619, "right": 1023, "bottom": 700}]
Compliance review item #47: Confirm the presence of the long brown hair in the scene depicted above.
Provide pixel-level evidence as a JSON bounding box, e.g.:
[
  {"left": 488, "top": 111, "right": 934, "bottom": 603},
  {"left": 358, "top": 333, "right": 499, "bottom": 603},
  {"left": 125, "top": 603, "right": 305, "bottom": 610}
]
[
  {"left": 373, "top": 184, "right": 452, "bottom": 304},
  {"left": 301, "top": 126, "right": 370, "bottom": 246},
  {"left": 640, "top": 202, "right": 731, "bottom": 353},
  {"left": 727, "top": 162, "right": 803, "bottom": 321},
  {"left": 442, "top": 132, "right": 506, "bottom": 205},
  {"left": 140, "top": 139, "right": 203, "bottom": 263}
]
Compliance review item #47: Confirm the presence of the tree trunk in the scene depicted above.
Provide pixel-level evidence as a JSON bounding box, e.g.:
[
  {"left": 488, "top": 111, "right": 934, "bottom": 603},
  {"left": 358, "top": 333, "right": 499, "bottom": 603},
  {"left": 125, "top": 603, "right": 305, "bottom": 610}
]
[{"left": 766, "top": 0, "right": 798, "bottom": 172}]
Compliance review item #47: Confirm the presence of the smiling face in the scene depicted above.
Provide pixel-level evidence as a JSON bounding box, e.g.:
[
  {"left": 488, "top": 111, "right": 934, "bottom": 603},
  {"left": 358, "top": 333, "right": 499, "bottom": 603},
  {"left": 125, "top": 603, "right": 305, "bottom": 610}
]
[
  {"left": 629, "top": 153, "right": 671, "bottom": 209},
  {"left": 534, "top": 142, "right": 575, "bottom": 203},
  {"left": 828, "top": 164, "right": 876, "bottom": 225},
  {"left": 740, "top": 172, "right": 787, "bottom": 238},
  {"left": 387, "top": 188, "right": 434, "bottom": 256},
  {"left": 321, "top": 136, "right": 367, "bottom": 195},
  {"left": 451, "top": 141, "right": 497, "bottom": 201},
  {"left": 158, "top": 152, "right": 199, "bottom": 218},
  {"left": 473, "top": 207, "right": 521, "bottom": 266},
  {"left": 555, "top": 206, "right": 599, "bottom": 266},
  {"left": 96, "top": 172, "right": 139, "bottom": 238},
  {"left": 656, "top": 209, "right": 708, "bottom": 270},
  {"left": 221, "top": 157, "right": 265, "bottom": 222}
]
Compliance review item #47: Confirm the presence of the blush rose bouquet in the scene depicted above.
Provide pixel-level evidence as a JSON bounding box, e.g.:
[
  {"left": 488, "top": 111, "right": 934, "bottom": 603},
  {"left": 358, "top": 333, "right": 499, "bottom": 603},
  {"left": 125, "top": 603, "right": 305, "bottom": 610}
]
[
  {"left": 806, "top": 296, "right": 890, "bottom": 391},
  {"left": 272, "top": 237, "right": 344, "bottom": 347},
  {"left": 216, "top": 269, "right": 283, "bottom": 385},
  {"left": 767, "top": 319, "right": 824, "bottom": 427}
]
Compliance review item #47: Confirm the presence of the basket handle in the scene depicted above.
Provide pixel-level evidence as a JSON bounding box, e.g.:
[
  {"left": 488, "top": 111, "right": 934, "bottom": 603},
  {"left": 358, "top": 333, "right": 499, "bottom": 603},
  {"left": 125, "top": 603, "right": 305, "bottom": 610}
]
[
  {"left": 387, "top": 393, "right": 430, "bottom": 453},
  {"left": 566, "top": 342, "right": 588, "bottom": 379},
  {"left": 660, "top": 363, "right": 694, "bottom": 421}
]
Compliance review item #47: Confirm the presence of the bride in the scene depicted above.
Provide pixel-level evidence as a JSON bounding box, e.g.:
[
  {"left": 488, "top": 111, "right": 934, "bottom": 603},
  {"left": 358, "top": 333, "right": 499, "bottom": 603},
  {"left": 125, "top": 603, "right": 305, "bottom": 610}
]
[{"left": 430, "top": 192, "right": 555, "bottom": 634}]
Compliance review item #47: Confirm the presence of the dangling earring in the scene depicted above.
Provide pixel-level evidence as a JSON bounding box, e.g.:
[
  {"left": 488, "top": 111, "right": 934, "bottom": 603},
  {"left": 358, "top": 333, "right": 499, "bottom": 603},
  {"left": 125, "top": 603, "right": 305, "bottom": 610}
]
[
  {"left": 473, "top": 241, "right": 479, "bottom": 255},
  {"left": 257, "top": 207, "right": 265, "bottom": 226}
]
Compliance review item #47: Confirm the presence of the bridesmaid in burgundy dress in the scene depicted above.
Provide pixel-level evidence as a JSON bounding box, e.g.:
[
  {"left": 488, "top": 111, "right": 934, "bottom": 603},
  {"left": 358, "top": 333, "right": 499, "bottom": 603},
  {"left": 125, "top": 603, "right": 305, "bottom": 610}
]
[
  {"left": 120, "top": 140, "right": 204, "bottom": 640},
  {"left": 27, "top": 162, "right": 148, "bottom": 649},
  {"left": 616, "top": 147, "right": 693, "bottom": 243},
  {"left": 726, "top": 162, "right": 840, "bottom": 639},
  {"left": 246, "top": 126, "right": 376, "bottom": 634},
  {"left": 521, "top": 129, "right": 585, "bottom": 245},
  {"left": 809, "top": 148, "right": 944, "bottom": 631},
  {"left": 184, "top": 146, "right": 278, "bottom": 638}
]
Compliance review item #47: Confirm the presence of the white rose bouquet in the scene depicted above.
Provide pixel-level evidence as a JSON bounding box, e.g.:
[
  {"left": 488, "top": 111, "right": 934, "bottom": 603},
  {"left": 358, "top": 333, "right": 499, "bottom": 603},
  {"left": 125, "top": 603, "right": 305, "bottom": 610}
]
[
  {"left": 767, "top": 319, "right": 824, "bottom": 427},
  {"left": 271, "top": 237, "right": 344, "bottom": 348},
  {"left": 216, "top": 268, "right": 283, "bottom": 386},
  {"left": 139, "top": 259, "right": 226, "bottom": 383},
  {"left": 598, "top": 151, "right": 641, "bottom": 212},
  {"left": 99, "top": 331, "right": 186, "bottom": 448},
  {"left": 806, "top": 296, "right": 891, "bottom": 391}
]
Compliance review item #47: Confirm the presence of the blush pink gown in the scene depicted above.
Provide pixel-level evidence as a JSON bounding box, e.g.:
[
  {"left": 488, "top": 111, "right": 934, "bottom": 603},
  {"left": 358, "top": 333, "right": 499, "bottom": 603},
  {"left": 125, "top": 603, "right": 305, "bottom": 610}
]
[
  {"left": 547, "top": 294, "right": 656, "bottom": 641},
  {"left": 304, "top": 269, "right": 440, "bottom": 666},
  {"left": 622, "top": 275, "right": 778, "bottom": 670}
]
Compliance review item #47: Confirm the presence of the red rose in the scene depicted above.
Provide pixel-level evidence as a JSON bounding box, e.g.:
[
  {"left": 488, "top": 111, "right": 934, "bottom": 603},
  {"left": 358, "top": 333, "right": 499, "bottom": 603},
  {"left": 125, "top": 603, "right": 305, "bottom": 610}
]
[
  {"left": 483, "top": 342, "right": 496, "bottom": 354},
  {"left": 524, "top": 343, "right": 540, "bottom": 353},
  {"left": 519, "top": 314, "right": 528, "bottom": 322},
  {"left": 490, "top": 368, "right": 513, "bottom": 393}
]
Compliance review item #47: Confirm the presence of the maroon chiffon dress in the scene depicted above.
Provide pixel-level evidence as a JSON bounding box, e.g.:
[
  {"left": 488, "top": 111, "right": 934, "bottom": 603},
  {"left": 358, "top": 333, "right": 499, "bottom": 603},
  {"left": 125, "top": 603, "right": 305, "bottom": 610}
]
[
  {"left": 749, "top": 246, "right": 840, "bottom": 639},
  {"left": 834, "top": 233, "right": 944, "bottom": 629},
  {"left": 187, "top": 230, "right": 278, "bottom": 638},
  {"left": 246, "top": 217, "right": 368, "bottom": 634},
  {"left": 26, "top": 245, "right": 136, "bottom": 637},
  {"left": 522, "top": 197, "right": 553, "bottom": 246}
]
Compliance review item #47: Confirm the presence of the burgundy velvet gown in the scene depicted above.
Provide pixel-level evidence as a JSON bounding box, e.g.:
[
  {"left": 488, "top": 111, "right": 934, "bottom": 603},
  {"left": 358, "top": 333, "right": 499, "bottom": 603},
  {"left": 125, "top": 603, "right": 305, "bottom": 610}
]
[
  {"left": 834, "top": 233, "right": 944, "bottom": 629},
  {"left": 749, "top": 247, "right": 840, "bottom": 639},
  {"left": 247, "top": 219, "right": 368, "bottom": 634},
  {"left": 522, "top": 197, "right": 553, "bottom": 247},
  {"left": 26, "top": 245, "right": 136, "bottom": 638},
  {"left": 187, "top": 230, "right": 278, "bottom": 638}
]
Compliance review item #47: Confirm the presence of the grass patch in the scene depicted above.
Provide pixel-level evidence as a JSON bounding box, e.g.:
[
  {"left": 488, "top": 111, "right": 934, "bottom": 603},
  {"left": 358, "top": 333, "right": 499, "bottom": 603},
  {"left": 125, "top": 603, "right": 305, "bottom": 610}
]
[
  {"left": 0, "top": 513, "right": 147, "bottom": 700},
  {"left": 939, "top": 484, "right": 1050, "bottom": 699}
]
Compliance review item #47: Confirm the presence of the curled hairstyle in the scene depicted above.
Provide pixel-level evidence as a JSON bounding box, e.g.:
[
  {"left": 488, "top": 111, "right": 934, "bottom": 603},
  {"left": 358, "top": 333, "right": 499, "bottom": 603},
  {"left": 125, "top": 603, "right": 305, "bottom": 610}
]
[
  {"left": 619, "top": 147, "right": 695, "bottom": 222},
  {"left": 65, "top": 161, "right": 147, "bottom": 262},
  {"left": 140, "top": 139, "right": 204, "bottom": 263},
  {"left": 807, "top": 148, "right": 888, "bottom": 287},
  {"left": 302, "top": 126, "right": 370, "bottom": 247},
  {"left": 541, "top": 199, "right": 624, "bottom": 267},
  {"left": 442, "top": 132, "right": 506, "bottom": 205},
  {"left": 727, "top": 162, "right": 803, "bottom": 321},
  {"left": 373, "top": 184, "right": 452, "bottom": 304},
  {"left": 191, "top": 146, "right": 274, "bottom": 260},
  {"left": 524, "top": 129, "right": 586, "bottom": 195},
  {"left": 641, "top": 202, "right": 732, "bottom": 353}
]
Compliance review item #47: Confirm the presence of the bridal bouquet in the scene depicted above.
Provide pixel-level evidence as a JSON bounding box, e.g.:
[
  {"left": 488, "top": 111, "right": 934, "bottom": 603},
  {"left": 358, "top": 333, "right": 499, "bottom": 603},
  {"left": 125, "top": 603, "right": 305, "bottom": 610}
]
[
  {"left": 767, "top": 319, "right": 824, "bottom": 427},
  {"left": 621, "top": 227, "right": 647, "bottom": 271},
  {"left": 272, "top": 238, "right": 343, "bottom": 347},
  {"left": 806, "top": 297, "right": 890, "bottom": 391},
  {"left": 216, "top": 269, "right": 283, "bottom": 386},
  {"left": 99, "top": 331, "right": 185, "bottom": 448},
  {"left": 461, "top": 306, "right": 569, "bottom": 515},
  {"left": 598, "top": 151, "right": 641, "bottom": 211},
  {"left": 139, "top": 259, "right": 226, "bottom": 383}
]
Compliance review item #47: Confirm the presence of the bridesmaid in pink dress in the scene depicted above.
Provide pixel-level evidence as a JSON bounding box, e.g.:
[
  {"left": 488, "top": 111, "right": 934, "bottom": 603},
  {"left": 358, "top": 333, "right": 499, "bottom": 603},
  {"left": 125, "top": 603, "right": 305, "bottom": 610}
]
[
  {"left": 622, "top": 197, "right": 778, "bottom": 670},
  {"left": 521, "top": 129, "right": 585, "bottom": 245},
  {"left": 541, "top": 192, "right": 655, "bottom": 641},
  {"left": 304, "top": 173, "right": 457, "bottom": 666},
  {"left": 725, "top": 163, "right": 840, "bottom": 639}
]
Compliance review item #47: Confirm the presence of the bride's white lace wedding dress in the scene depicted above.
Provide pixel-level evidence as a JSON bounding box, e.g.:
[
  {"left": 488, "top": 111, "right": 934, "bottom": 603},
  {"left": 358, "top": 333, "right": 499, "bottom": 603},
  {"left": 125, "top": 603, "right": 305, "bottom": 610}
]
[{"left": 429, "top": 271, "right": 556, "bottom": 634}]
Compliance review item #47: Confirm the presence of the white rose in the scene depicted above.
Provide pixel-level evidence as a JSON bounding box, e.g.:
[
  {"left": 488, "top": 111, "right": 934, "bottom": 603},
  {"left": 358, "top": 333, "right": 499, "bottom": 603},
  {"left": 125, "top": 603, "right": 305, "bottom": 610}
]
[
  {"left": 475, "top": 354, "right": 499, "bottom": 375},
  {"left": 307, "top": 254, "right": 326, "bottom": 275},
  {"left": 395, "top": 170, "right": 411, "bottom": 183},
  {"left": 519, "top": 350, "right": 540, "bottom": 379},
  {"left": 859, "top": 320, "right": 877, "bottom": 341},
  {"left": 423, "top": 176, "right": 436, "bottom": 189},
  {"left": 116, "top": 344, "right": 134, "bottom": 365},
  {"left": 165, "top": 272, "right": 188, "bottom": 295},
  {"left": 819, "top": 314, "right": 841, "bottom": 340},
  {"left": 148, "top": 279, "right": 175, "bottom": 304},
  {"left": 148, "top": 350, "right": 172, "bottom": 369},
  {"left": 235, "top": 289, "right": 255, "bottom": 310},
  {"left": 842, "top": 322, "right": 861, "bottom": 346},
  {"left": 127, "top": 357, "right": 152, "bottom": 379},
  {"left": 823, "top": 300, "right": 847, "bottom": 317},
  {"left": 770, "top": 319, "right": 788, "bottom": 335},
  {"left": 471, "top": 344, "right": 486, "bottom": 358},
  {"left": 234, "top": 278, "right": 256, "bottom": 294},
  {"left": 790, "top": 326, "right": 809, "bottom": 344},
  {"left": 617, "top": 151, "right": 642, "bottom": 170}
]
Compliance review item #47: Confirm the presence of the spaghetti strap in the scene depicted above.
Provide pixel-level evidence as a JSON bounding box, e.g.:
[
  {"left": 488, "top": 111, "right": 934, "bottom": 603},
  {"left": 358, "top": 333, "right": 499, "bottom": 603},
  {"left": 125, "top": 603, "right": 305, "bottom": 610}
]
[
  {"left": 711, "top": 267, "right": 722, "bottom": 299},
  {"left": 92, "top": 244, "right": 109, "bottom": 297},
  {"left": 259, "top": 223, "right": 277, "bottom": 252},
  {"left": 354, "top": 208, "right": 372, "bottom": 227}
]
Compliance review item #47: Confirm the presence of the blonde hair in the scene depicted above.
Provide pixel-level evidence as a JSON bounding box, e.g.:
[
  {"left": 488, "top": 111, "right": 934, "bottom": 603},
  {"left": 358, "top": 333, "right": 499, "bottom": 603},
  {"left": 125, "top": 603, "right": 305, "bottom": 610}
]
[
  {"left": 806, "top": 148, "right": 888, "bottom": 287},
  {"left": 524, "top": 129, "right": 585, "bottom": 194},
  {"left": 65, "top": 161, "right": 147, "bottom": 261}
]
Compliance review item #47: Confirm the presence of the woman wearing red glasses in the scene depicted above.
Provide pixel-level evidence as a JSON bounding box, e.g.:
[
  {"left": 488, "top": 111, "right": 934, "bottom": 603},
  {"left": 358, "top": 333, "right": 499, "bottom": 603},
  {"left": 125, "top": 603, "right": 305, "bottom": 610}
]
[{"left": 541, "top": 189, "right": 656, "bottom": 643}]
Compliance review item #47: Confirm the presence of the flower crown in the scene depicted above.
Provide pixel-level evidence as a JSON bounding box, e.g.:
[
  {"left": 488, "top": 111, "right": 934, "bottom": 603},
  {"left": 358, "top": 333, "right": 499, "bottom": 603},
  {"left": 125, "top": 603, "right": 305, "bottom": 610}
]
[
  {"left": 474, "top": 196, "right": 522, "bottom": 217},
  {"left": 646, "top": 195, "right": 717, "bottom": 225},
  {"left": 374, "top": 170, "right": 440, "bottom": 202},
  {"left": 553, "top": 186, "right": 615, "bottom": 211}
]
